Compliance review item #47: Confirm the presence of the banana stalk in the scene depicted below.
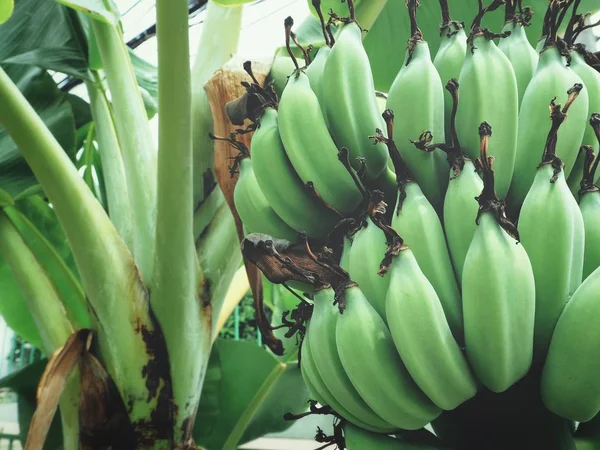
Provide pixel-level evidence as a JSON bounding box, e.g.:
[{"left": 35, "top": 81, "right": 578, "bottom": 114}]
[
  {"left": 0, "top": 65, "right": 165, "bottom": 445},
  {"left": 0, "top": 211, "right": 80, "bottom": 450},
  {"left": 91, "top": 19, "right": 158, "bottom": 285},
  {"left": 151, "top": 0, "right": 208, "bottom": 442}
]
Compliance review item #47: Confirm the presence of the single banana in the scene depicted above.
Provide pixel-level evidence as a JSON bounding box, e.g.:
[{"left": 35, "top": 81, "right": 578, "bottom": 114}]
[
  {"left": 347, "top": 215, "right": 389, "bottom": 319},
  {"left": 374, "top": 110, "right": 463, "bottom": 341},
  {"left": 305, "top": 45, "right": 330, "bottom": 105},
  {"left": 278, "top": 67, "right": 362, "bottom": 215},
  {"left": 233, "top": 157, "right": 298, "bottom": 241},
  {"left": 498, "top": 1, "right": 538, "bottom": 107},
  {"left": 518, "top": 96, "right": 585, "bottom": 360},
  {"left": 567, "top": 46, "right": 600, "bottom": 194},
  {"left": 541, "top": 265, "right": 600, "bottom": 422},
  {"left": 251, "top": 107, "right": 340, "bottom": 239},
  {"left": 440, "top": 79, "right": 484, "bottom": 283},
  {"left": 336, "top": 285, "right": 442, "bottom": 429},
  {"left": 320, "top": 1, "right": 388, "bottom": 181},
  {"left": 383, "top": 226, "right": 477, "bottom": 411},
  {"left": 386, "top": 0, "right": 448, "bottom": 211},
  {"left": 433, "top": 0, "right": 467, "bottom": 139},
  {"left": 579, "top": 116, "right": 600, "bottom": 279},
  {"left": 508, "top": 2, "right": 589, "bottom": 207},
  {"left": 308, "top": 287, "right": 397, "bottom": 431},
  {"left": 462, "top": 123, "right": 535, "bottom": 393},
  {"left": 455, "top": 0, "right": 519, "bottom": 199},
  {"left": 301, "top": 322, "right": 396, "bottom": 433}
]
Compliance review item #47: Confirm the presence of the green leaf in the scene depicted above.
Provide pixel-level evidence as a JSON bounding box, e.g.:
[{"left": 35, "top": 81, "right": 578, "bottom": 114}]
[
  {"left": 2, "top": 48, "right": 92, "bottom": 80},
  {"left": 0, "top": 263, "right": 42, "bottom": 348},
  {"left": 129, "top": 49, "right": 158, "bottom": 119},
  {"left": 66, "top": 93, "right": 93, "bottom": 129},
  {"left": 0, "top": 195, "right": 86, "bottom": 347},
  {"left": 0, "top": 187, "right": 13, "bottom": 207},
  {"left": 0, "top": 0, "right": 13, "bottom": 24},
  {"left": 0, "top": 68, "right": 76, "bottom": 197},
  {"left": 4, "top": 198, "right": 88, "bottom": 329},
  {"left": 0, "top": 0, "right": 89, "bottom": 84},
  {"left": 55, "top": 0, "right": 119, "bottom": 25},
  {"left": 0, "top": 359, "right": 63, "bottom": 450},
  {"left": 195, "top": 339, "right": 309, "bottom": 450}
]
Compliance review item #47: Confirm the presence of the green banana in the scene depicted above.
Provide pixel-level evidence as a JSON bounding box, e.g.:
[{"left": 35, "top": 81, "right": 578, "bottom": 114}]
[
  {"left": 440, "top": 79, "right": 484, "bottom": 283},
  {"left": 455, "top": 0, "right": 519, "bottom": 200},
  {"left": 251, "top": 107, "right": 339, "bottom": 239},
  {"left": 233, "top": 157, "right": 298, "bottom": 241},
  {"left": 336, "top": 285, "right": 442, "bottom": 429},
  {"left": 567, "top": 46, "right": 600, "bottom": 194},
  {"left": 433, "top": 0, "right": 467, "bottom": 140},
  {"left": 375, "top": 110, "right": 463, "bottom": 340},
  {"left": 517, "top": 97, "right": 585, "bottom": 360},
  {"left": 320, "top": 13, "right": 388, "bottom": 181},
  {"left": 384, "top": 232, "right": 478, "bottom": 411},
  {"left": 462, "top": 123, "right": 535, "bottom": 393},
  {"left": 347, "top": 216, "right": 390, "bottom": 320},
  {"left": 579, "top": 117, "right": 600, "bottom": 279},
  {"left": 278, "top": 68, "right": 362, "bottom": 215},
  {"left": 339, "top": 235, "right": 352, "bottom": 272},
  {"left": 301, "top": 322, "right": 396, "bottom": 433},
  {"left": 498, "top": 1, "right": 538, "bottom": 107},
  {"left": 541, "top": 265, "right": 600, "bottom": 422},
  {"left": 308, "top": 288, "right": 397, "bottom": 431},
  {"left": 386, "top": 0, "right": 448, "bottom": 211},
  {"left": 305, "top": 45, "right": 330, "bottom": 106},
  {"left": 508, "top": 2, "right": 589, "bottom": 207}
]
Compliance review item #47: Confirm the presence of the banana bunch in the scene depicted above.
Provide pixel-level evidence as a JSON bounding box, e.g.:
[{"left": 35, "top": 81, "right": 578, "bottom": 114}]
[{"left": 230, "top": 0, "right": 600, "bottom": 445}]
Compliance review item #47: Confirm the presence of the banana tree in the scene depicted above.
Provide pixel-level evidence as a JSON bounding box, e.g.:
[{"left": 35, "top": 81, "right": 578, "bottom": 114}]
[{"left": 0, "top": 0, "right": 319, "bottom": 448}]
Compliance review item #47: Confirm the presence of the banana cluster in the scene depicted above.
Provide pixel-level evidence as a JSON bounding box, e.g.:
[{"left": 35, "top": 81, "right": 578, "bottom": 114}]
[{"left": 229, "top": 0, "right": 600, "bottom": 444}]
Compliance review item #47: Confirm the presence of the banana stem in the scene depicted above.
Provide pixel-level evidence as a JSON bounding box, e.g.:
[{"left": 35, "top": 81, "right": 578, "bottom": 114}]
[
  {"left": 477, "top": 122, "right": 496, "bottom": 202},
  {"left": 85, "top": 77, "right": 133, "bottom": 250},
  {"left": 91, "top": 20, "right": 157, "bottom": 286},
  {"left": 312, "top": 0, "right": 330, "bottom": 46},
  {"left": 346, "top": 0, "right": 356, "bottom": 22},
  {"left": 407, "top": 0, "right": 422, "bottom": 40},
  {"left": 541, "top": 84, "right": 582, "bottom": 164},
  {"left": 284, "top": 17, "right": 300, "bottom": 71},
  {"left": 439, "top": 0, "right": 452, "bottom": 25}
]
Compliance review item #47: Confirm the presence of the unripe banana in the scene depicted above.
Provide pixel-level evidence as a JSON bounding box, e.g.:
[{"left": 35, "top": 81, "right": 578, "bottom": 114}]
[
  {"left": 580, "top": 188, "right": 600, "bottom": 280},
  {"left": 339, "top": 235, "right": 352, "bottom": 272},
  {"left": 443, "top": 158, "right": 482, "bottom": 282},
  {"left": 308, "top": 288, "right": 397, "bottom": 431},
  {"left": 462, "top": 123, "right": 535, "bottom": 393},
  {"left": 455, "top": 4, "right": 519, "bottom": 199},
  {"left": 321, "top": 17, "right": 388, "bottom": 181},
  {"left": 278, "top": 70, "right": 362, "bottom": 215},
  {"left": 508, "top": 5, "right": 589, "bottom": 206},
  {"left": 301, "top": 323, "right": 396, "bottom": 433},
  {"left": 375, "top": 110, "right": 463, "bottom": 340},
  {"left": 386, "top": 0, "right": 448, "bottom": 210},
  {"left": 233, "top": 157, "right": 298, "bottom": 241},
  {"left": 251, "top": 107, "right": 339, "bottom": 239},
  {"left": 541, "top": 265, "right": 600, "bottom": 422},
  {"left": 518, "top": 98, "right": 585, "bottom": 360},
  {"left": 440, "top": 79, "right": 484, "bottom": 283},
  {"left": 498, "top": 2, "right": 538, "bottom": 107},
  {"left": 347, "top": 216, "right": 389, "bottom": 319},
  {"left": 567, "top": 47, "right": 600, "bottom": 194},
  {"left": 433, "top": 0, "right": 467, "bottom": 139},
  {"left": 385, "top": 240, "right": 477, "bottom": 410},
  {"left": 336, "top": 285, "right": 441, "bottom": 429},
  {"left": 578, "top": 121, "right": 600, "bottom": 280},
  {"left": 305, "top": 45, "right": 330, "bottom": 104}
]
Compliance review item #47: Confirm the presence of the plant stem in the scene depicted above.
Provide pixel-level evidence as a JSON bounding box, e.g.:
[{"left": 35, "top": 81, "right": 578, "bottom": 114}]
[
  {"left": 86, "top": 76, "right": 134, "bottom": 250},
  {"left": 153, "top": 0, "right": 208, "bottom": 443},
  {"left": 0, "top": 212, "right": 81, "bottom": 450},
  {"left": 196, "top": 204, "right": 242, "bottom": 340},
  {"left": 191, "top": 1, "right": 243, "bottom": 208},
  {"left": 91, "top": 20, "right": 157, "bottom": 286},
  {"left": 0, "top": 65, "right": 163, "bottom": 435}
]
